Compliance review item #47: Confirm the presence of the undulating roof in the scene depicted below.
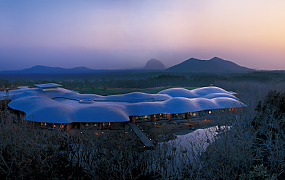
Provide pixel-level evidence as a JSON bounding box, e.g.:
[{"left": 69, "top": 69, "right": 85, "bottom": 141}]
[
  {"left": 0, "top": 85, "right": 246, "bottom": 123},
  {"left": 34, "top": 83, "right": 62, "bottom": 88}
]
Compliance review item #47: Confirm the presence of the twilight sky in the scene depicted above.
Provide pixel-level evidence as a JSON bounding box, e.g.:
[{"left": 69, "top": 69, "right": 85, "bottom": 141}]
[{"left": 0, "top": 0, "right": 285, "bottom": 71}]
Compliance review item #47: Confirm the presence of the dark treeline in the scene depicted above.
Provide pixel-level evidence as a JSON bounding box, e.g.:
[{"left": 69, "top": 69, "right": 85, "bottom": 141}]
[
  {"left": 1, "top": 70, "right": 285, "bottom": 82},
  {"left": 3, "top": 71, "right": 285, "bottom": 91},
  {"left": 0, "top": 74, "right": 213, "bottom": 91}
]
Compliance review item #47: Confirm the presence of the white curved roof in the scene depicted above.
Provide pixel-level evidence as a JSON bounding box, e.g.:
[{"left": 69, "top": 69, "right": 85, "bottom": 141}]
[
  {"left": 35, "top": 83, "right": 62, "bottom": 88},
  {"left": 2, "top": 85, "right": 246, "bottom": 123},
  {"left": 158, "top": 86, "right": 237, "bottom": 99}
]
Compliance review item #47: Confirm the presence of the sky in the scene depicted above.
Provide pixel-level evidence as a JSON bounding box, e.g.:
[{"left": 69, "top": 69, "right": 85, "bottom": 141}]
[{"left": 0, "top": 0, "right": 285, "bottom": 71}]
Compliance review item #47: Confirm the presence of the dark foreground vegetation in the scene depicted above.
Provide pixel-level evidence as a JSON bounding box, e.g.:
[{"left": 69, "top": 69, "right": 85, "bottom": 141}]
[{"left": 0, "top": 72, "right": 285, "bottom": 179}]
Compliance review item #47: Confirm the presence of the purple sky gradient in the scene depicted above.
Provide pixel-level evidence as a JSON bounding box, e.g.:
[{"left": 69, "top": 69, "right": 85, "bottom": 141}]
[{"left": 0, "top": 0, "right": 285, "bottom": 71}]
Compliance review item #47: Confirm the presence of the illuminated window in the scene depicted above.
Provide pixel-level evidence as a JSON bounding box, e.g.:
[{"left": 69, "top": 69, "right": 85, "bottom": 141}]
[
  {"left": 41, "top": 122, "right": 43, "bottom": 126},
  {"left": 94, "top": 123, "right": 97, "bottom": 127},
  {"left": 108, "top": 122, "right": 111, "bottom": 126},
  {"left": 44, "top": 122, "right": 46, "bottom": 126},
  {"left": 85, "top": 123, "right": 89, "bottom": 126},
  {"left": 209, "top": 110, "right": 212, "bottom": 114},
  {"left": 193, "top": 112, "right": 196, "bottom": 116},
  {"left": 53, "top": 124, "right": 56, "bottom": 128}
]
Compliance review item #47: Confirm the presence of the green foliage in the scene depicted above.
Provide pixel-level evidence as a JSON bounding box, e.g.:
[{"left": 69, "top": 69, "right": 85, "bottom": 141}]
[
  {"left": 252, "top": 90, "right": 285, "bottom": 143},
  {"left": 254, "top": 90, "right": 285, "bottom": 119},
  {"left": 250, "top": 90, "right": 285, "bottom": 178},
  {"left": 239, "top": 164, "right": 277, "bottom": 180}
]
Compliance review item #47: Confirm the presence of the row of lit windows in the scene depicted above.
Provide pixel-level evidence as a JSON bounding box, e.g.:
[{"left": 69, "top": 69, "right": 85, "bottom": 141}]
[
  {"left": 40, "top": 122, "right": 113, "bottom": 129},
  {"left": 40, "top": 122, "right": 65, "bottom": 129},
  {"left": 133, "top": 109, "right": 232, "bottom": 121},
  {"left": 136, "top": 113, "right": 168, "bottom": 121},
  {"left": 84, "top": 122, "right": 111, "bottom": 127},
  {"left": 38, "top": 108, "right": 238, "bottom": 128}
]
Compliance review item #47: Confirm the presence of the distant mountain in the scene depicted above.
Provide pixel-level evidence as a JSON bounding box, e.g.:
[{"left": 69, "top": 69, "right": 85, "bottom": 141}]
[
  {"left": 167, "top": 57, "right": 254, "bottom": 73},
  {"left": 0, "top": 65, "right": 97, "bottom": 74},
  {"left": 144, "top": 59, "right": 166, "bottom": 69}
]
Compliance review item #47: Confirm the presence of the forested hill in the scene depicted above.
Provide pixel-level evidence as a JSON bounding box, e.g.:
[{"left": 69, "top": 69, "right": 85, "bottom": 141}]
[
  {"left": 0, "top": 65, "right": 98, "bottom": 74},
  {"left": 167, "top": 57, "right": 254, "bottom": 73}
]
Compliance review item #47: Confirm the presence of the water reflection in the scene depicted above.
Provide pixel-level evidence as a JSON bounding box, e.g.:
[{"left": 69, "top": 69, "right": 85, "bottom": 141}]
[{"left": 157, "top": 126, "right": 228, "bottom": 175}]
